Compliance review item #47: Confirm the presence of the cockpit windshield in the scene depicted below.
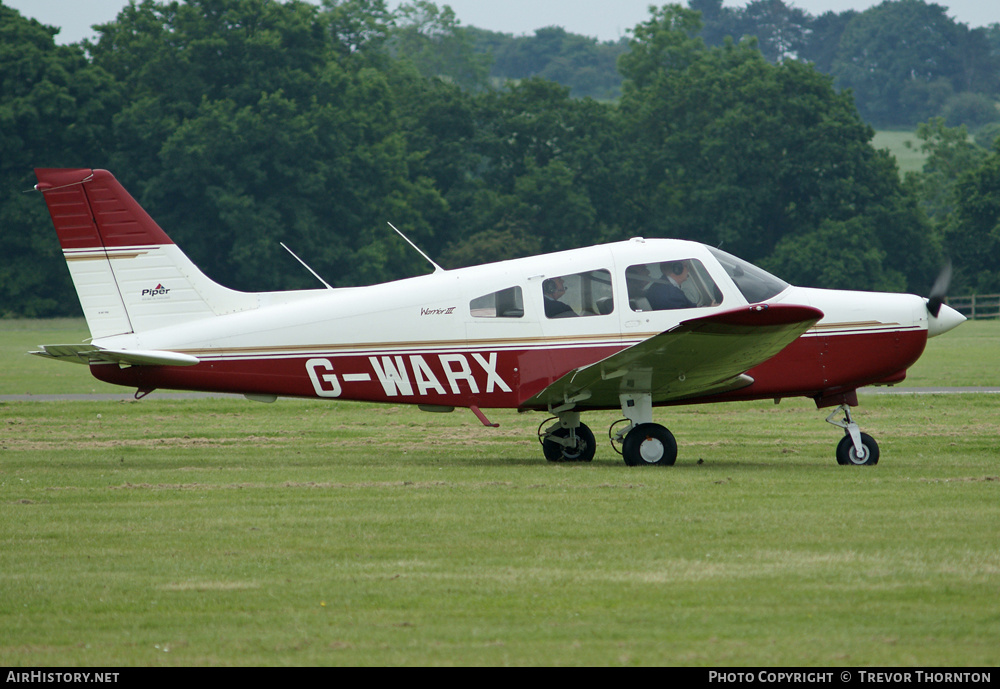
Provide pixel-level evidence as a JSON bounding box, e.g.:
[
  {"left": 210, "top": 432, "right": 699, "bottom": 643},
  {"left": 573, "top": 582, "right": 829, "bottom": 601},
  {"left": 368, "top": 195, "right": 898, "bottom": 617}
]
[{"left": 708, "top": 247, "right": 789, "bottom": 303}]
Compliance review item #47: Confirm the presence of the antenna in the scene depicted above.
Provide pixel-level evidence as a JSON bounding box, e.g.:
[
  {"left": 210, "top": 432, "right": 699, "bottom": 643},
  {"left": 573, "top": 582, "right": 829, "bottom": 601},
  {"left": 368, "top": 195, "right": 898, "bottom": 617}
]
[
  {"left": 387, "top": 222, "right": 445, "bottom": 273},
  {"left": 280, "top": 242, "right": 333, "bottom": 290}
]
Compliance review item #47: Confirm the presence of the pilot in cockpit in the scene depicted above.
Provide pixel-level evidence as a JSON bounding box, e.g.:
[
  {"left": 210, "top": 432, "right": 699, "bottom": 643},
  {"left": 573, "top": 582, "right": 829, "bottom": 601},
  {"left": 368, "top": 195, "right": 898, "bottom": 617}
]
[
  {"left": 646, "top": 261, "right": 697, "bottom": 310},
  {"left": 543, "top": 277, "right": 578, "bottom": 318}
]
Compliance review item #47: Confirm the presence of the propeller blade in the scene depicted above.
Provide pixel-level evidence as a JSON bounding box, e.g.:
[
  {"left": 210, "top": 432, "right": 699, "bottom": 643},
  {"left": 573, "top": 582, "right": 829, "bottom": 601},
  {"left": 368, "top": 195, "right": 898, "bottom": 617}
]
[{"left": 926, "top": 261, "right": 952, "bottom": 318}]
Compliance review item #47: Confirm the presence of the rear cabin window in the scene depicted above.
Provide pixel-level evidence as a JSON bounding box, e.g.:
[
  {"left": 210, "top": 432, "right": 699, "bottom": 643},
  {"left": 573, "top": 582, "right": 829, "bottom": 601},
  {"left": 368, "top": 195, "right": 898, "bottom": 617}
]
[
  {"left": 542, "top": 269, "right": 614, "bottom": 319},
  {"left": 470, "top": 286, "right": 524, "bottom": 318},
  {"left": 626, "top": 259, "right": 722, "bottom": 311}
]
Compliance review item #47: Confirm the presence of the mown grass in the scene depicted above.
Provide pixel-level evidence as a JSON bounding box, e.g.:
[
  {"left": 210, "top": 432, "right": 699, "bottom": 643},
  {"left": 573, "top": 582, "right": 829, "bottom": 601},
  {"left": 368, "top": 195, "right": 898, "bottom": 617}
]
[
  {"left": 873, "top": 130, "right": 927, "bottom": 176},
  {"left": 1, "top": 319, "right": 998, "bottom": 666},
  {"left": 900, "top": 319, "right": 1000, "bottom": 387},
  {"left": 1, "top": 319, "right": 121, "bottom": 396}
]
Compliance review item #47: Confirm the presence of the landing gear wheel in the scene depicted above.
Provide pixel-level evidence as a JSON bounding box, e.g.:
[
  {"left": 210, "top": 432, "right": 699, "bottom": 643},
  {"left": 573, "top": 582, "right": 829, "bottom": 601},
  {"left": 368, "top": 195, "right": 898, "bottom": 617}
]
[
  {"left": 543, "top": 423, "right": 596, "bottom": 463},
  {"left": 622, "top": 423, "right": 677, "bottom": 466},
  {"left": 836, "top": 433, "right": 879, "bottom": 466}
]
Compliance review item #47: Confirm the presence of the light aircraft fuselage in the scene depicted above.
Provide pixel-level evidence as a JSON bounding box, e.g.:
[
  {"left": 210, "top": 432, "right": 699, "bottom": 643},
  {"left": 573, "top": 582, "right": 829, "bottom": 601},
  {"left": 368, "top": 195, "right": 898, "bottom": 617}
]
[
  {"left": 31, "top": 168, "right": 965, "bottom": 466},
  {"left": 87, "top": 241, "right": 931, "bottom": 409}
]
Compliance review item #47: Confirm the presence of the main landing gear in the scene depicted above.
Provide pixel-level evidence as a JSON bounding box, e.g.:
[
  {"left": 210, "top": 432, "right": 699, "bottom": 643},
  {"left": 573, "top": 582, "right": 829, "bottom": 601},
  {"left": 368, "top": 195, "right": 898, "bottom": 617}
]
[
  {"left": 538, "top": 411, "right": 596, "bottom": 462},
  {"left": 826, "top": 403, "right": 880, "bottom": 466},
  {"left": 538, "top": 398, "right": 879, "bottom": 467},
  {"left": 538, "top": 392, "right": 678, "bottom": 466},
  {"left": 616, "top": 421, "right": 677, "bottom": 466},
  {"left": 612, "top": 392, "right": 677, "bottom": 466}
]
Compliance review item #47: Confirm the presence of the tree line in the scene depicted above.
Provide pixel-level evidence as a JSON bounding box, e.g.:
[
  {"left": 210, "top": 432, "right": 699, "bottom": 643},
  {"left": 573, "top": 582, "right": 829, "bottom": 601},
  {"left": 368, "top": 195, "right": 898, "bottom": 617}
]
[
  {"left": 463, "top": 0, "right": 1000, "bottom": 133},
  {"left": 695, "top": 0, "right": 1000, "bottom": 131},
  {"left": 1, "top": 0, "right": 998, "bottom": 318}
]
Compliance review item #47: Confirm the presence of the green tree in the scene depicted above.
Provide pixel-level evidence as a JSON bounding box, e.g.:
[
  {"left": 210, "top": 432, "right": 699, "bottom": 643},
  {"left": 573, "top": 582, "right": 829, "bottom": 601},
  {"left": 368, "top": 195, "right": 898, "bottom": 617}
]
[
  {"left": 735, "top": 0, "right": 812, "bottom": 63},
  {"left": 87, "top": 0, "right": 447, "bottom": 290},
  {"left": 796, "top": 10, "right": 857, "bottom": 73},
  {"left": 439, "top": 224, "right": 542, "bottom": 268},
  {"left": 443, "top": 78, "right": 630, "bottom": 261},
  {"left": 390, "top": 0, "right": 490, "bottom": 90},
  {"left": 943, "top": 148, "right": 1000, "bottom": 293},
  {"left": 832, "top": 0, "right": 972, "bottom": 127},
  {"left": 618, "top": 4, "right": 705, "bottom": 93},
  {"left": 0, "top": 3, "right": 120, "bottom": 316},
  {"left": 765, "top": 217, "right": 902, "bottom": 292},
  {"left": 469, "top": 25, "right": 627, "bottom": 100},
  {"left": 620, "top": 4, "right": 938, "bottom": 291},
  {"left": 321, "top": 0, "right": 394, "bottom": 60},
  {"left": 691, "top": 0, "right": 822, "bottom": 66},
  {"left": 905, "top": 117, "right": 988, "bottom": 225},
  {"left": 942, "top": 92, "right": 1000, "bottom": 130}
]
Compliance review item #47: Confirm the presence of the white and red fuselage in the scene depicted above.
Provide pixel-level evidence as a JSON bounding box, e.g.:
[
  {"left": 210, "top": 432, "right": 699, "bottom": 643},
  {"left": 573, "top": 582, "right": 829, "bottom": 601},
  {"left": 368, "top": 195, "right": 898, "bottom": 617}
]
[
  {"left": 34, "top": 168, "right": 964, "bottom": 417},
  {"left": 89, "top": 264, "right": 937, "bottom": 409}
]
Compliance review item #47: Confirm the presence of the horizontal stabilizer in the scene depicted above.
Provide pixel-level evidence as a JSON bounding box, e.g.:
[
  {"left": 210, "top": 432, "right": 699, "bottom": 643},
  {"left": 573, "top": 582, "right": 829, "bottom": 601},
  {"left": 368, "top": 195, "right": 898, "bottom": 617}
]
[{"left": 31, "top": 344, "right": 200, "bottom": 367}]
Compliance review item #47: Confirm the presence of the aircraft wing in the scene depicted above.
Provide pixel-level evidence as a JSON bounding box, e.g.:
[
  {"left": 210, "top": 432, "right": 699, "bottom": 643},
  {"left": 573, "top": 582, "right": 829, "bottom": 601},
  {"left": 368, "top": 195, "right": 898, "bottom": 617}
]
[
  {"left": 31, "top": 344, "right": 200, "bottom": 367},
  {"left": 524, "top": 304, "right": 823, "bottom": 410}
]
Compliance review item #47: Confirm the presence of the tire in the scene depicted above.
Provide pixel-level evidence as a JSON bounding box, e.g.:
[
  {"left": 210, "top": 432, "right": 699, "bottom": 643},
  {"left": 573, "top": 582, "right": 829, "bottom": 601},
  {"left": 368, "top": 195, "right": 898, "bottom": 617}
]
[
  {"left": 622, "top": 423, "right": 677, "bottom": 466},
  {"left": 836, "top": 433, "right": 879, "bottom": 466},
  {"left": 543, "top": 423, "right": 596, "bottom": 462}
]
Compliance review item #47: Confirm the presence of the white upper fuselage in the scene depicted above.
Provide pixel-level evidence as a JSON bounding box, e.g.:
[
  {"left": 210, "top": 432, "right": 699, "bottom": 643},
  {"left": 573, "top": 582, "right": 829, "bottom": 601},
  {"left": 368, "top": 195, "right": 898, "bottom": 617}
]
[{"left": 95, "top": 237, "right": 955, "bottom": 357}]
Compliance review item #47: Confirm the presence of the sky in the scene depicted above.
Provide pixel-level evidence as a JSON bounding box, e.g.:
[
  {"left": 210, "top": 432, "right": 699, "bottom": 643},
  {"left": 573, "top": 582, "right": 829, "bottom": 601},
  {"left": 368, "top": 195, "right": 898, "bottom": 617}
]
[{"left": 4, "top": 0, "right": 998, "bottom": 45}]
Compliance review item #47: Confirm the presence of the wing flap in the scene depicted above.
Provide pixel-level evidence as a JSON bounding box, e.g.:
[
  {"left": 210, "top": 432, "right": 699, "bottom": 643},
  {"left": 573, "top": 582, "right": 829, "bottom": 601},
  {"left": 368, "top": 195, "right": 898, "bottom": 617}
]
[
  {"left": 525, "top": 304, "right": 823, "bottom": 410},
  {"left": 31, "top": 344, "right": 199, "bottom": 367}
]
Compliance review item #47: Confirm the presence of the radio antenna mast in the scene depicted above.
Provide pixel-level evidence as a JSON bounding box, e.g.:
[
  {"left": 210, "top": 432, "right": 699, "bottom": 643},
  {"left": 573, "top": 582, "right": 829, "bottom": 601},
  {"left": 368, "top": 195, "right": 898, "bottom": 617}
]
[
  {"left": 280, "top": 242, "right": 334, "bottom": 290},
  {"left": 388, "top": 222, "right": 445, "bottom": 274}
]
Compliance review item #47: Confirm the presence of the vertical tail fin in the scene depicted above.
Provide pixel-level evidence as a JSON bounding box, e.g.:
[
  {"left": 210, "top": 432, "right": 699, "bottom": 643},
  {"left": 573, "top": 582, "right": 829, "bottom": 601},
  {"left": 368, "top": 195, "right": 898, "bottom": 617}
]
[{"left": 35, "top": 168, "right": 258, "bottom": 339}]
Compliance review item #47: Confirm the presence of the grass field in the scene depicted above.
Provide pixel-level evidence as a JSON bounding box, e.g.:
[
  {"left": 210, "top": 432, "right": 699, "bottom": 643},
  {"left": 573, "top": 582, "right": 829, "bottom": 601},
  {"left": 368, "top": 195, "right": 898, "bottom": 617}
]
[
  {"left": 872, "top": 130, "right": 927, "bottom": 176},
  {"left": 2, "top": 319, "right": 999, "bottom": 666}
]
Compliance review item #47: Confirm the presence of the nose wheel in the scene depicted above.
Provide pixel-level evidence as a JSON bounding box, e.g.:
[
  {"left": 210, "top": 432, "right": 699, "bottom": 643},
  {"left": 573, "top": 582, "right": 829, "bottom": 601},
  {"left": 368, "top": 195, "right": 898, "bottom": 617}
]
[
  {"left": 827, "top": 404, "right": 879, "bottom": 466},
  {"left": 835, "top": 432, "right": 879, "bottom": 465}
]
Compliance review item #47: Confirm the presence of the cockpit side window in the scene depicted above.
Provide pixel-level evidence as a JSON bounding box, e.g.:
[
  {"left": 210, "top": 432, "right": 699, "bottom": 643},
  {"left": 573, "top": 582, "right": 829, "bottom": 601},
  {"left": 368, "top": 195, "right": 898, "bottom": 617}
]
[
  {"left": 707, "top": 247, "right": 789, "bottom": 303},
  {"left": 543, "top": 269, "right": 614, "bottom": 319},
  {"left": 470, "top": 286, "right": 524, "bottom": 318},
  {"left": 626, "top": 259, "right": 722, "bottom": 311}
]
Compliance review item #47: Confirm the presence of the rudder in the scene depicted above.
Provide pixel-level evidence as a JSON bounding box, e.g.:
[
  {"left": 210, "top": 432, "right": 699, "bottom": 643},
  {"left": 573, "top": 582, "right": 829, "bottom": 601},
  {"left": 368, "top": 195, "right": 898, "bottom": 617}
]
[{"left": 35, "top": 168, "right": 258, "bottom": 339}]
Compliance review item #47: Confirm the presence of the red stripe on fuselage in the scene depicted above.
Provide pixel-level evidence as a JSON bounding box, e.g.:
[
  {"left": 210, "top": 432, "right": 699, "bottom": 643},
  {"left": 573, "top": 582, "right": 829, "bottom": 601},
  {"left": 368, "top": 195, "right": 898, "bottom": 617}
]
[
  {"left": 89, "top": 327, "right": 927, "bottom": 408},
  {"left": 89, "top": 344, "right": 624, "bottom": 408}
]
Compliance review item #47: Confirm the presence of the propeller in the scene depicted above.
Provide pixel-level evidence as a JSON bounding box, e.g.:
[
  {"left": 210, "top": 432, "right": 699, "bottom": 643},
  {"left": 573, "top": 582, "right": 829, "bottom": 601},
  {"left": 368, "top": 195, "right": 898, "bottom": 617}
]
[{"left": 926, "top": 260, "right": 952, "bottom": 318}]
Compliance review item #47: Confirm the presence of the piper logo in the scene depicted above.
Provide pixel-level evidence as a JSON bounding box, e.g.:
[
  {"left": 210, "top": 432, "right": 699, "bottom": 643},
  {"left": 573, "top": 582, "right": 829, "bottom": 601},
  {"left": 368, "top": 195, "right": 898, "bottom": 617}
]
[{"left": 141, "top": 284, "right": 171, "bottom": 298}]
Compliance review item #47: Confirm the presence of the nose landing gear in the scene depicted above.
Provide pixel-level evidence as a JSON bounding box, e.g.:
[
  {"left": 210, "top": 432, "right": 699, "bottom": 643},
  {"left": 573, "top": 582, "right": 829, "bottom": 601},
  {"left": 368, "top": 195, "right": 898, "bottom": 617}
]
[{"left": 826, "top": 404, "right": 880, "bottom": 466}]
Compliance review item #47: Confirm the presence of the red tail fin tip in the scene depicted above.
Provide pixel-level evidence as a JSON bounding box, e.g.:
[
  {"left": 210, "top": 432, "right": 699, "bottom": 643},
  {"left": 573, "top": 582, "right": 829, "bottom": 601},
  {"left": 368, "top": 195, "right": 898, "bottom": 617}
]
[{"left": 34, "top": 168, "right": 174, "bottom": 251}]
